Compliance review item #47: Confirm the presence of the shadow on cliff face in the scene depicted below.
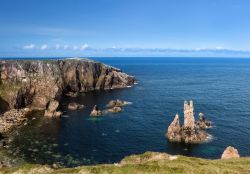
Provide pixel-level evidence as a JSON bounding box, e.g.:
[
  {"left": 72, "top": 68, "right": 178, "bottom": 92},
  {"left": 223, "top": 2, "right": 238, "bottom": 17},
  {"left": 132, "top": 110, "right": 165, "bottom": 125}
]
[{"left": 0, "top": 96, "right": 9, "bottom": 114}]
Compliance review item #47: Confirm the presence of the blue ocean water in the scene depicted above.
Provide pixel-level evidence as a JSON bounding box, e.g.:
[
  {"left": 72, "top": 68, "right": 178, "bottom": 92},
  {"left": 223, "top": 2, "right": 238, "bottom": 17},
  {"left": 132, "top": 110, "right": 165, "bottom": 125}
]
[{"left": 7, "top": 57, "right": 250, "bottom": 167}]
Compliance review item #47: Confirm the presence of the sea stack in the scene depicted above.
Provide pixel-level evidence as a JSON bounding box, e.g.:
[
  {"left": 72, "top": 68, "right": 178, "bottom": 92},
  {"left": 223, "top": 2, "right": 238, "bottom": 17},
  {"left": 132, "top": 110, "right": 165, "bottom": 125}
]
[{"left": 166, "top": 100, "right": 211, "bottom": 144}]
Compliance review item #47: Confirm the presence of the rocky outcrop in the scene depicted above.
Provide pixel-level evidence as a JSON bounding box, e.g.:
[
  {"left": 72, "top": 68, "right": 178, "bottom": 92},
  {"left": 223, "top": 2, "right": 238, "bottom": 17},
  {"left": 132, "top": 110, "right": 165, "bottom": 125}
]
[
  {"left": 107, "top": 106, "right": 122, "bottom": 113},
  {"left": 68, "top": 102, "right": 84, "bottom": 110},
  {"left": 106, "top": 99, "right": 128, "bottom": 108},
  {"left": 166, "top": 100, "right": 211, "bottom": 144},
  {"left": 167, "top": 114, "right": 181, "bottom": 142},
  {"left": 0, "top": 108, "right": 31, "bottom": 135},
  {"left": 196, "top": 112, "right": 212, "bottom": 129},
  {"left": 105, "top": 99, "right": 129, "bottom": 114},
  {"left": 44, "top": 100, "right": 62, "bottom": 118},
  {"left": 0, "top": 59, "right": 135, "bottom": 113},
  {"left": 0, "top": 58, "right": 135, "bottom": 133},
  {"left": 221, "top": 146, "right": 240, "bottom": 159},
  {"left": 90, "top": 105, "right": 102, "bottom": 116},
  {"left": 184, "top": 100, "right": 195, "bottom": 129}
]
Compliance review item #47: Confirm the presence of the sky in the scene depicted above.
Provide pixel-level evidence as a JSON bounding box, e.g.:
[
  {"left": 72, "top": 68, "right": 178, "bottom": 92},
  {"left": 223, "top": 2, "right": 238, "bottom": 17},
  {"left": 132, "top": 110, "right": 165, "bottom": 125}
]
[{"left": 0, "top": 0, "right": 250, "bottom": 57}]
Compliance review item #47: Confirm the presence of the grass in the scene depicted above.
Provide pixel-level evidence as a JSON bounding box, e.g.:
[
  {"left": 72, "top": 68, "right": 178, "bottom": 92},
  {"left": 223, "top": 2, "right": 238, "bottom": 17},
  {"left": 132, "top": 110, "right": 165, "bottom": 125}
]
[{"left": 0, "top": 152, "right": 250, "bottom": 174}]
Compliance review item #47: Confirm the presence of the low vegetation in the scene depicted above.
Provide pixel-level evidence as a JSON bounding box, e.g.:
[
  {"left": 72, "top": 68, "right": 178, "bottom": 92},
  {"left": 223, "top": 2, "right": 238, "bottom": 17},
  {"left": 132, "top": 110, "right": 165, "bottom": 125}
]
[{"left": 1, "top": 152, "right": 250, "bottom": 174}]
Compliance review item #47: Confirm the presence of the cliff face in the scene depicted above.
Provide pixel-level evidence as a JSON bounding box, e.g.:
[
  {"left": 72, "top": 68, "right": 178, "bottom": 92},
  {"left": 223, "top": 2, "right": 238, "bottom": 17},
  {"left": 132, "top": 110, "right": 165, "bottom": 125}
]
[{"left": 0, "top": 58, "right": 135, "bottom": 113}]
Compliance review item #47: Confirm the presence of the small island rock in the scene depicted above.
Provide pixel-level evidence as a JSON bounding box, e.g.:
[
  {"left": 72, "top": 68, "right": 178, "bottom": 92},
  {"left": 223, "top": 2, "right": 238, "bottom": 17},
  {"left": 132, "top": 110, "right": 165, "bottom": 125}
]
[
  {"left": 90, "top": 105, "right": 102, "bottom": 116},
  {"left": 107, "top": 106, "right": 123, "bottom": 113},
  {"left": 106, "top": 99, "right": 128, "bottom": 108},
  {"left": 221, "top": 146, "right": 240, "bottom": 159}
]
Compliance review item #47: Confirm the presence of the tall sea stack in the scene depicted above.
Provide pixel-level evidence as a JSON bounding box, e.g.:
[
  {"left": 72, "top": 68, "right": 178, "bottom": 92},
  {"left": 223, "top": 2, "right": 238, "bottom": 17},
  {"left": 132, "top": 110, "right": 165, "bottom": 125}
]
[{"left": 166, "top": 100, "right": 211, "bottom": 144}]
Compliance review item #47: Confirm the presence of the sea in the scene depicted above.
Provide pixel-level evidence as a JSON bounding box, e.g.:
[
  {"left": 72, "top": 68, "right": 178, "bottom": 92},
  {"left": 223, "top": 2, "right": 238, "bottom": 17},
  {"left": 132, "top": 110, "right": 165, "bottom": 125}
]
[{"left": 3, "top": 57, "right": 250, "bottom": 167}]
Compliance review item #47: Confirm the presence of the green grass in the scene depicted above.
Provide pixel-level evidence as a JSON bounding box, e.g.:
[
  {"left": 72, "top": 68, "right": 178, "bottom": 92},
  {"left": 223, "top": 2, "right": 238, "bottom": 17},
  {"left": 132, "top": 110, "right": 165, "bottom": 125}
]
[{"left": 1, "top": 152, "right": 250, "bottom": 174}]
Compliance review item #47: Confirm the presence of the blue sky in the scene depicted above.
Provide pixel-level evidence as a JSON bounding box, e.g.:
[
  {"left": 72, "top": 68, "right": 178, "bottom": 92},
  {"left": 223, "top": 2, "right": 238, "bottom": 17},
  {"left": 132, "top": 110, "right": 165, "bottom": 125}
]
[{"left": 1, "top": 0, "right": 250, "bottom": 57}]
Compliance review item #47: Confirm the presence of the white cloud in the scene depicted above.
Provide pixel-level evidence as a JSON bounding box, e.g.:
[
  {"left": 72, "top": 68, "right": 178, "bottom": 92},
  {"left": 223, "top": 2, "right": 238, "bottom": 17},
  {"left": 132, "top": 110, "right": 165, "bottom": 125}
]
[
  {"left": 23, "top": 44, "right": 35, "bottom": 49},
  {"left": 215, "top": 46, "right": 225, "bottom": 50},
  {"left": 80, "top": 44, "right": 89, "bottom": 50},
  {"left": 40, "top": 44, "right": 48, "bottom": 50},
  {"left": 63, "top": 45, "right": 69, "bottom": 50},
  {"left": 55, "top": 44, "right": 61, "bottom": 49},
  {"left": 73, "top": 45, "right": 79, "bottom": 50}
]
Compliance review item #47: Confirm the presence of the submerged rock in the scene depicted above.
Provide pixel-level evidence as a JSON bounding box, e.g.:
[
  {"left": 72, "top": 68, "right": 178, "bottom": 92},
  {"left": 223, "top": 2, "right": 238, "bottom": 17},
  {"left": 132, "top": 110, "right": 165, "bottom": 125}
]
[
  {"left": 221, "top": 146, "right": 240, "bottom": 159},
  {"left": 68, "top": 103, "right": 84, "bottom": 110},
  {"left": 166, "top": 100, "right": 211, "bottom": 144},
  {"left": 90, "top": 105, "right": 102, "bottom": 116}
]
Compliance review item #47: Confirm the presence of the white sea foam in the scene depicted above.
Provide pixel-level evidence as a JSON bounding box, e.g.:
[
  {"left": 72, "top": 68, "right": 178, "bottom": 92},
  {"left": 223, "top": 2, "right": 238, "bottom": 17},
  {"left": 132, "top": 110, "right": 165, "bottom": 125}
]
[
  {"left": 205, "top": 134, "right": 214, "bottom": 143},
  {"left": 124, "top": 101, "right": 133, "bottom": 105}
]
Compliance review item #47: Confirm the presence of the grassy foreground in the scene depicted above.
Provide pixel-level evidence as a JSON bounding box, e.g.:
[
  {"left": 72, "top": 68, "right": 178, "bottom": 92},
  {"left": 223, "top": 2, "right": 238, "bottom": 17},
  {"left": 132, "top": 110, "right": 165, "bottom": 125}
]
[{"left": 0, "top": 152, "right": 250, "bottom": 174}]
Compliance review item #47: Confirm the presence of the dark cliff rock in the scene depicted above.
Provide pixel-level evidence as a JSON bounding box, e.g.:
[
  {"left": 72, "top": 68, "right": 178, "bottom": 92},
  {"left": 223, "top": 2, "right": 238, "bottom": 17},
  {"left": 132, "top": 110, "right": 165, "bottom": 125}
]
[{"left": 0, "top": 58, "right": 136, "bottom": 112}]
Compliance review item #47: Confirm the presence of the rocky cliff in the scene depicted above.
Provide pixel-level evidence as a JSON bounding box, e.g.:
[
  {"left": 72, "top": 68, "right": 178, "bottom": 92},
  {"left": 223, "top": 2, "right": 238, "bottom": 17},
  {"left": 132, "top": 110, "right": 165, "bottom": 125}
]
[{"left": 0, "top": 58, "right": 135, "bottom": 114}]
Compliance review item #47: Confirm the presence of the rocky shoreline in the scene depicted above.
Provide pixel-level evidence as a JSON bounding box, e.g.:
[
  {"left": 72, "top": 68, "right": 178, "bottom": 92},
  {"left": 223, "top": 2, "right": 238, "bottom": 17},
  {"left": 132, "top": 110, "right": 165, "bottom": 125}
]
[{"left": 0, "top": 58, "right": 136, "bottom": 136}]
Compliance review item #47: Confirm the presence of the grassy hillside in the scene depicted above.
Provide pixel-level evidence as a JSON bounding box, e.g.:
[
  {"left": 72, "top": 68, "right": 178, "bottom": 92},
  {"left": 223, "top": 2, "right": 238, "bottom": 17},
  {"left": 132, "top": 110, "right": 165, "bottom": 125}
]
[{"left": 1, "top": 152, "right": 250, "bottom": 174}]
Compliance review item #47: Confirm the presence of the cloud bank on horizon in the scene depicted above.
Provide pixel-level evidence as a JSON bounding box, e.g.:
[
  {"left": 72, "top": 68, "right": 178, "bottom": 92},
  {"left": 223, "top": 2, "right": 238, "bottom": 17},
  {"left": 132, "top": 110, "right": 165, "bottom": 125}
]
[{"left": 0, "top": 0, "right": 250, "bottom": 57}]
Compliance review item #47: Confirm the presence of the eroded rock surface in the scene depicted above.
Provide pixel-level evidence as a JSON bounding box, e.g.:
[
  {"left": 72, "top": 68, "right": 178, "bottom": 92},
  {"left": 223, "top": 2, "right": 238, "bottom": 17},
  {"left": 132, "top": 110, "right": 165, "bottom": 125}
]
[
  {"left": 166, "top": 100, "right": 212, "bottom": 144},
  {"left": 221, "top": 146, "right": 240, "bottom": 159}
]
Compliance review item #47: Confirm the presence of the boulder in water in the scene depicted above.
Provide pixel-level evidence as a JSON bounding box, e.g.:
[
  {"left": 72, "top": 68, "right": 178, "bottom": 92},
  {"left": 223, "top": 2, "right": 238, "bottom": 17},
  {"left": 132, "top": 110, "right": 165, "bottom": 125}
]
[
  {"left": 90, "top": 105, "right": 102, "bottom": 116},
  {"left": 221, "top": 146, "right": 240, "bottom": 159},
  {"left": 44, "top": 100, "right": 62, "bottom": 118},
  {"left": 68, "top": 102, "right": 84, "bottom": 110},
  {"left": 106, "top": 99, "right": 128, "bottom": 108},
  {"left": 107, "top": 106, "right": 123, "bottom": 113}
]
